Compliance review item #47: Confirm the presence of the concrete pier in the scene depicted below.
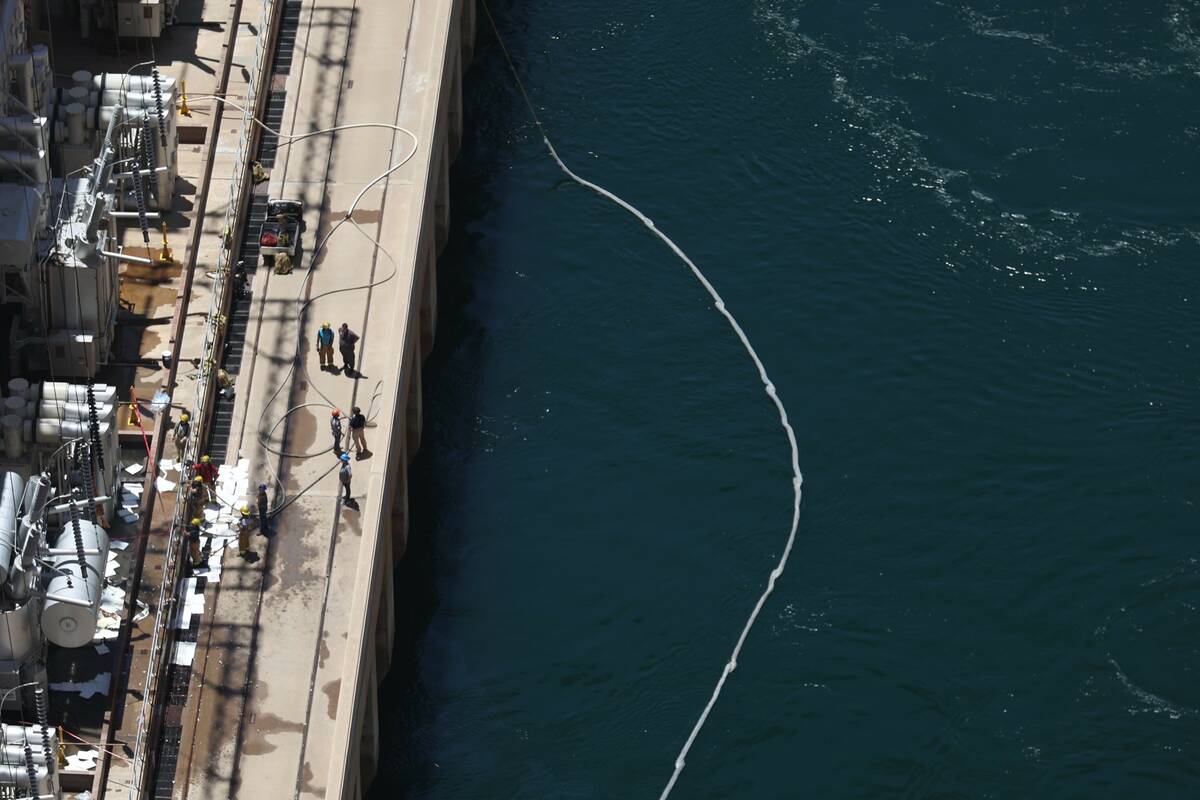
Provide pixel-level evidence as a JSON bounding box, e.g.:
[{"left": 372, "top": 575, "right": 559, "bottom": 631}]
[{"left": 170, "top": 0, "right": 472, "bottom": 797}]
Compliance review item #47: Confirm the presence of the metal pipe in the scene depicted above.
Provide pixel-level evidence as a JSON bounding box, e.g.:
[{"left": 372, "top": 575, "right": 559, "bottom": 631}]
[
  {"left": 109, "top": 210, "right": 161, "bottom": 219},
  {"left": 99, "top": 249, "right": 156, "bottom": 265},
  {"left": 42, "top": 592, "right": 94, "bottom": 609}
]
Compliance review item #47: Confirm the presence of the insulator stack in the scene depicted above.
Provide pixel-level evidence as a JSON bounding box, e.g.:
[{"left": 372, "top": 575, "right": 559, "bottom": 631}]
[
  {"left": 80, "top": 444, "right": 97, "bottom": 526},
  {"left": 132, "top": 158, "right": 150, "bottom": 244},
  {"left": 152, "top": 68, "right": 167, "bottom": 148},
  {"left": 142, "top": 116, "right": 157, "bottom": 171},
  {"left": 22, "top": 740, "right": 36, "bottom": 791},
  {"left": 67, "top": 498, "right": 84, "bottom": 589},
  {"left": 34, "top": 688, "right": 53, "bottom": 776},
  {"left": 86, "top": 384, "right": 104, "bottom": 472}
]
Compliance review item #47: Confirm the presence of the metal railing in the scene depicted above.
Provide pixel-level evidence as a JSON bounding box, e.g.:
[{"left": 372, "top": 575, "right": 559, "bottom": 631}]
[{"left": 125, "top": 1, "right": 279, "bottom": 796}]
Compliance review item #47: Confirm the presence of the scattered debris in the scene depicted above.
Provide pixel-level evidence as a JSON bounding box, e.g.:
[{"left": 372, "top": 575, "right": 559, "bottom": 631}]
[
  {"left": 50, "top": 672, "right": 111, "bottom": 699},
  {"left": 171, "top": 641, "right": 196, "bottom": 667}
]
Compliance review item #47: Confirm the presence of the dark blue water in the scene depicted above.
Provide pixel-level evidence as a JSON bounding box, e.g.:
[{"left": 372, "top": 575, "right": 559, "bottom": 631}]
[{"left": 372, "top": 1, "right": 1200, "bottom": 797}]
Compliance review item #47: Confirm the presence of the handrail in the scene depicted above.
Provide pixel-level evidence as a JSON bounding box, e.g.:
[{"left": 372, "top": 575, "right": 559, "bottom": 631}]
[{"left": 123, "top": 1, "right": 280, "bottom": 797}]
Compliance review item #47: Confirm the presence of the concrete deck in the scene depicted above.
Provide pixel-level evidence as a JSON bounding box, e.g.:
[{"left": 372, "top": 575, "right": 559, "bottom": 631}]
[{"left": 172, "top": 0, "right": 468, "bottom": 797}]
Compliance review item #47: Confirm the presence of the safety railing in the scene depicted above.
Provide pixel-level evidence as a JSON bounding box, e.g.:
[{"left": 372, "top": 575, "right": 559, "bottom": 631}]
[{"left": 125, "top": 1, "right": 280, "bottom": 797}]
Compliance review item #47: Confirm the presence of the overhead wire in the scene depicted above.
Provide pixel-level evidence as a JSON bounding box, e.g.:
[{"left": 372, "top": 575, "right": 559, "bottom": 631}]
[{"left": 477, "top": 2, "right": 805, "bottom": 797}]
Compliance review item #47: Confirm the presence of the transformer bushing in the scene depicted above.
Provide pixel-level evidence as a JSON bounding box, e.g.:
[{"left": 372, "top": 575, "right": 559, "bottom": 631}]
[
  {"left": 80, "top": 444, "right": 97, "bottom": 526},
  {"left": 86, "top": 384, "right": 104, "bottom": 472},
  {"left": 33, "top": 688, "right": 52, "bottom": 777},
  {"left": 152, "top": 68, "right": 167, "bottom": 149},
  {"left": 132, "top": 156, "right": 150, "bottom": 244},
  {"left": 66, "top": 499, "right": 84, "bottom": 590},
  {"left": 142, "top": 116, "right": 157, "bottom": 171}
]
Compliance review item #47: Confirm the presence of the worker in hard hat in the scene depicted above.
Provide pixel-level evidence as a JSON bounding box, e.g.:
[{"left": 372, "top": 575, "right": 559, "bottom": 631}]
[
  {"left": 330, "top": 408, "right": 344, "bottom": 453},
  {"left": 348, "top": 405, "right": 370, "bottom": 458},
  {"left": 187, "top": 517, "right": 204, "bottom": 568},
  {"left": 173, "top": 412, "right": 191, "bottom": 459},
  {"left": 316, "top": 322, "right": 335, "bottom": 370},
  {"left": 256, "top": 483, "right": 271, "bottom": 534},
  {"left": 191, "top": 474, "right": 212, "bottom": 508},
  {"left": 194, "top": 455, "right": 219, "bottom": 504},
  {"left": 337, "top": 323, "right": 359, "bottom": 375},
  {"left": 251, "top": 160, "right": 268, "bottom": 184},
  {"left": 216, "top": 367, "right": 236, "bottom": 399},
  {"left": 338, "top": 452, "right": 353, "bottom": 503},
  {"left": 237, "top": 504, "right": 254, "bottom": 558}
]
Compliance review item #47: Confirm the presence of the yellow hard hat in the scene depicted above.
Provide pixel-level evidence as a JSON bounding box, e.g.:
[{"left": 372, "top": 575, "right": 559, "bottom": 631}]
[
  {"left": 180, "top": 412, "right": 190, "bottom": 421},
  {"left": 201, "top": 455, "right": 210, "bottom": 463},
  {"left": 193, "top": 475, "right": 203, "bottom": 483},
  {"left": 240, "top": 504, "right": 250, "bottom": 515},
  {"left": 190, "top": 517, "right": 201, "bottom": 526},
  {"left": 322, "top": 322, "right": 331, "bottom": 328}
]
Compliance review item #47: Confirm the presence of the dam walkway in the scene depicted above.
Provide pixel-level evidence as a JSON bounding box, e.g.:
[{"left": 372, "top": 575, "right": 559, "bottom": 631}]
[{"left": 163, "top": 0, "right": 472, "bottom": 798}]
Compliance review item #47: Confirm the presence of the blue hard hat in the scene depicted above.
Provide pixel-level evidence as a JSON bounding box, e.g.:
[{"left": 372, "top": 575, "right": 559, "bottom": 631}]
[
  {"left": 340, "top": 453, "right": 350, "bottom": 462},
  {"left": 258, "top": 483, "right": 268, "bottom": 491}
]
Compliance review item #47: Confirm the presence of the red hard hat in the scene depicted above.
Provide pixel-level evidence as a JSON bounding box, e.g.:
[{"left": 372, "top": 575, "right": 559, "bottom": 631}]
[{"left": 331, "top": 409, "right": 341, "bottom": 417}]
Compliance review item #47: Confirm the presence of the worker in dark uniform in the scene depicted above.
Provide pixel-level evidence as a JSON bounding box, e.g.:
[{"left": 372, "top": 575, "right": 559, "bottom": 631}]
[
  {"left": 338, "top": 323, "right": 359, "bottom": 375},
  {"left": 256, "top": 483, "right": 271, "bottom": 534},
  {"left": 338, "top": 453, "right": 353, "bottom": 502},
  {"left": 349, "top": 406, "right": 369, "bottom": 458},
  {"left": 187, "top": 517, "right": 204, "bottom": 569}
]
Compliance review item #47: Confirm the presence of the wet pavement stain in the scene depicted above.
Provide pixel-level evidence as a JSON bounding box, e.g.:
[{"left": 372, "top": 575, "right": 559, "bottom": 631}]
[
  {"left": 321, "top": 208, "right": 381, "bottom": 226},
  {"left": 242, "top": 711, "right": 305, "bottom": 756},
  {"left": 318, "top": 633, "right": 331, "bottom": 669},
  {"left": 322, "top": 678, "right": 341, "bottom": 720}
]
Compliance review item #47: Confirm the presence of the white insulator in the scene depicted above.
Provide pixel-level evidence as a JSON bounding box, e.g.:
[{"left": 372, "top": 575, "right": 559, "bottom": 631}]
[
  {"left": 21, "top": 399, "right": 33, "bottom": 420},
  {"left": 2, "top": 397, "right": 22, "bottom": 416},
  {"left": 34, "top": 418, "right": 111, "bottom": 445},
  {"left": 66, "top": 101, "right": 85, "bottom": 145},
  {"left": 6, "top": 377, "right": 28, "bottom": 399},
  {"left": 0, "top": 763, "right": 52, "bottom": 795},
  {"left": 71, "top": 69, "right": 93, "bottom": 89},
  {"left": 10, "top": 54, "right": 33, "bottom": 112},
  {"left": 93, "top": 73, "right": 177, "bottom": 93},
  {"left": 0, "top": 471, "right": 23, "bottom": 582},
  {"left": 37, "top": 399, "right": 113, "bottom": 422},
  {"left": 40, "top": 382, "right": 116, "bottom": 405},
  {"left": 0, "top": 603, "right": 37, "bottom": 663},
  {"left": 1, "top": 416, "right": 21, "bottom": 459}
]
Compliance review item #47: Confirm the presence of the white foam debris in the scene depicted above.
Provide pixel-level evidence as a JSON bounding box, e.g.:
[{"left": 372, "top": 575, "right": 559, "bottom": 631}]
[
  {"left": 171, "top": 641, "right": 197, "bottom": 667},
  {"left": 95, "top": 643, "right": 109, "bottom": 655},
  {"left": 51, "top": 672, "right": 110, "bottom": 699},
  {"left": 173, "top": 579, "right": 204, "bottom": 629},
  {"left": 159, "top": 458, "right": 178, "bottom": 472},
  {"left": 155, "top": 475, "right": 176, "bottom": 492},
  {"left": 110, "top": 539, "right": 130, "bottom": 551},
  {"left": 65, "top": 749, "right": 100, "bottom": 771},
  {"left": 124, "top": 462, "right": 144, "bottom": 475},
  {"left": 100, "top": 585, "right": 125, "bottom": 615}
]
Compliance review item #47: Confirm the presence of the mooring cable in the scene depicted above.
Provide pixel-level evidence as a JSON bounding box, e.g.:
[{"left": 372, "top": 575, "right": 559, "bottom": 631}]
[{"left": 479, "top": 2, "right": 804, "bottom": 796}]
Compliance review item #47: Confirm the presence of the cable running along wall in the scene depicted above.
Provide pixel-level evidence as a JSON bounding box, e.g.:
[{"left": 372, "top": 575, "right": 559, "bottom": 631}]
[{"left": 479, "top": 3, "right": 805, "bottom": 797}]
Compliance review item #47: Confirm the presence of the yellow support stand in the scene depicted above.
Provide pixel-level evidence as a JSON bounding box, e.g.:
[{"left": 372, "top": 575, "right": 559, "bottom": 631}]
[
  {"left": 156, "top": 222, "right": 174, "bottom": 266},
  {"left": 127, "top": 402, "right": 139, "bottom": 426},
  {"left": 179, "top": 81, "right": 192, "bottom": 117}
]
